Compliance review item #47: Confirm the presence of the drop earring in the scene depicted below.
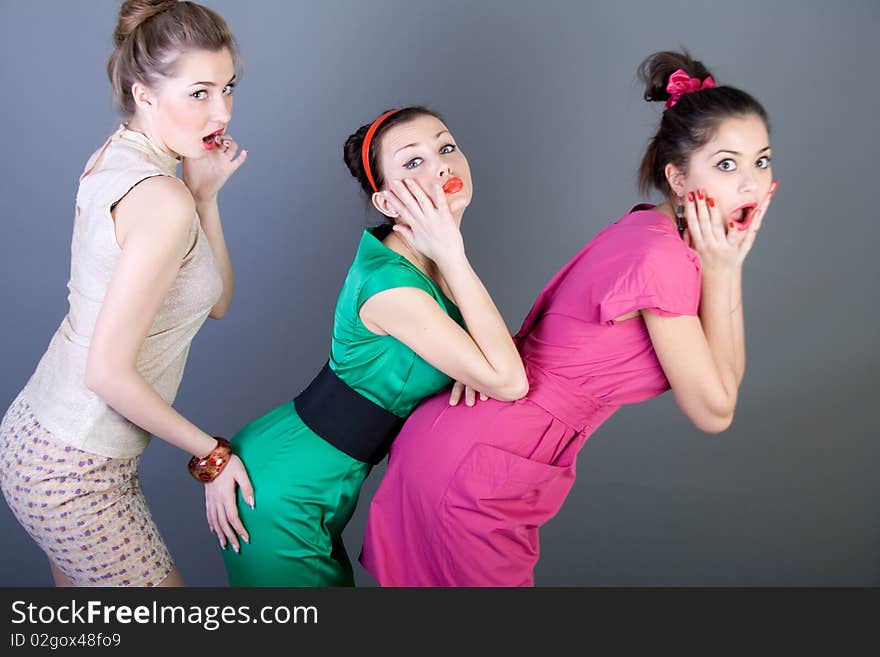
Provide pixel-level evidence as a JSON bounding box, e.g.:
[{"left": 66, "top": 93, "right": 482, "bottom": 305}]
[{"left": 674, "top": 197, "right": 685, "bottom": 235}]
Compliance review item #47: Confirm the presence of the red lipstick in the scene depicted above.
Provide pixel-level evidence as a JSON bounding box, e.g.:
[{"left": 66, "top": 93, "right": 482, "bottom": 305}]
[
  {"left": 442, "top": 177, "right": 463, "bottom": 194},
  {"left": 202, "top": 128, "right": 224, "bottom": 151},
  {"left": 731, "top": 202, "right": 758, "bottom": 231}
]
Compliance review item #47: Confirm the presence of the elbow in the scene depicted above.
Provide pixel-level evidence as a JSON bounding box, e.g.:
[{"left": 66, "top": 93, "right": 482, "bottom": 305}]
[
  {"left": 680, "top": 388, "right": 736, "bottom": 434},
  {"left": 694, "top": 410, "right": 734, "bottom": 434},
  {"left": 84, "top": 361, "right": 113, "bottom": 398},
  {"left": 85, "top": 353, "right": 132, "bottom": 399},
  {"left": 492, "top": 373, "right": 530, "bottom": 402},
  {"left": 691, "top": 406, "right": 734, "bottom": 434}
]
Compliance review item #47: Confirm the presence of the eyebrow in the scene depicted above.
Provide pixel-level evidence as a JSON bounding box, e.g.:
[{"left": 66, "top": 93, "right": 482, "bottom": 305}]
[
  {"left": 188, "top": 75, "right": 237, "bottom": 88},
  {"left": 711, "top": 146, "right": 771, "bottom": 157},
  {"left": 394, "top": 130, "right": 452, "bottom": 156}
]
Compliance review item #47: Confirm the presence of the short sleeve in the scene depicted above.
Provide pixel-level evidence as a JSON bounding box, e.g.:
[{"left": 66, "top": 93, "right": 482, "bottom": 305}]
[
  {"left": 356, "top": 262, "right": 435, "bottom": 311},
  {"left": 595, "top": 245, "right": 701, "bottom": 324}
]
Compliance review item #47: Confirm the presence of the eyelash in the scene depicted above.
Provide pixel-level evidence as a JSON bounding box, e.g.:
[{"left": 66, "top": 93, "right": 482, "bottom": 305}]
[
  {"left": 404, "top": 143, "right": 457, "bottom": 170},
  {"left": 191, "top": 84, "right": 236, "bottom": 100},
  {"left": 716, "top": 155, "right": 772, "bottom": 172}
]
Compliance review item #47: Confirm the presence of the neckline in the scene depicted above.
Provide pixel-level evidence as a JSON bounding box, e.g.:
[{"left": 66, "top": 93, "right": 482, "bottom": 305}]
[
  {"left": 629, "top": 203, "right": 685, "bottom": 236},
  {"left": 361, "top": 227, "right": 460, "bottom": 311},
  {"left": 116, "top": 124, "right": 181, "bottom": 175}
]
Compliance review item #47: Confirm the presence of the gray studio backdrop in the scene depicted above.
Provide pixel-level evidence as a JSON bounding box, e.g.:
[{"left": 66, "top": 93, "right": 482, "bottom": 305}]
[{"left": 1, "top": 0, "right": 877, "bottom": 586}]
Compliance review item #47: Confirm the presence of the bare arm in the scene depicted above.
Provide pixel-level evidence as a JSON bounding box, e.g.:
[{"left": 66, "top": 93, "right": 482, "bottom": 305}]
[
  {"left": 362, "top": 178, "right": 527, "bottom": 401},
  {"left": 194, "top": 197, "right": 234, "bottom": 319},
  {"left": 643, "top": 310, "right": 737, "bottom": 433},
  {"left": 90, "top": 174, "right": 253, "bottom": 550},
  {"left": 182, "top": 131, "right": 248, "bottom": 319},
  {"left": 88, "top": 176, "right": 218, "bottom": 457},
  {"left": 361, "top": 281, "right": 527, "bottom": 402},
  {"left": 644, "top": 181, "right": 777, "bottom": 433}
]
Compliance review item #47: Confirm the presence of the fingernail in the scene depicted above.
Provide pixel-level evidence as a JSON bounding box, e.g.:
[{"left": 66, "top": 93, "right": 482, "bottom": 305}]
[
  {"left": 697, "top": 189, "right": 705, "bottom": 200},
  {"left": 246, "top": 495, "right": 254, "bottom": 509},
  {"left": 687, "top": 192, "right": 695, "bottom": 202},
  {"left": 707, "top": 197, "right": 715, "bottom": 207},
  {"left": 242, "top": 535, "right": 250, "bottom": 544},
  {"left": 729, "top": 221, "right": 735, "bottom": 228},
  {"left": 233, "top": 545, "right": 239, "bottom": 553}
]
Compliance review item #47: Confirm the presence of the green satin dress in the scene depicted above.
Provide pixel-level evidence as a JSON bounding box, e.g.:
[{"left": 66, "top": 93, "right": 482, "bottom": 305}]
[{"left": 223, "top": 226, "right": 464, "bottom": 586}]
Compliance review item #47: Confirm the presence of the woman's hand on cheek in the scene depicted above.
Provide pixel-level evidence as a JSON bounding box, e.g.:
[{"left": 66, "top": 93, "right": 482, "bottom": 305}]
[
  {"left": 683, "top": 187, "right": 742, "bottom": 275},
  {"left": 384, "top": 179, "right": 465, "bottom": 266}
]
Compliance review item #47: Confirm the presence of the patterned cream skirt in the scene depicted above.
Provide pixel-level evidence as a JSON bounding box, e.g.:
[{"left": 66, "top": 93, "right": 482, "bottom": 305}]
[{"left": 0, "top": 393, "right": 174, "bottom": 586}]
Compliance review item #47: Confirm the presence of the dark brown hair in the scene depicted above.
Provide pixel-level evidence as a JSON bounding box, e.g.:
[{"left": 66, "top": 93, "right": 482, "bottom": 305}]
[
  {"left": 637, "top": 50, "right": 770, "bottom": 196},
  {"left": 107, "top": 0, "right": 240, "bottom": 117},
  {"left": 343, "top": 106, "right": 444, "bottom": 199}
]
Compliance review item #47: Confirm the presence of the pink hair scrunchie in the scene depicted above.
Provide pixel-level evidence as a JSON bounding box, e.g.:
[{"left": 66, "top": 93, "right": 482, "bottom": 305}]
[{"left": 665, "top": 68, "right": 716, "bottom": 109}]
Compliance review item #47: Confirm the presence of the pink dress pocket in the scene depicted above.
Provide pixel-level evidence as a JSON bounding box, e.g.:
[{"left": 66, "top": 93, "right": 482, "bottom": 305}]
[{"left": 440, "top": 442, "right": 575, "bottom": 586}]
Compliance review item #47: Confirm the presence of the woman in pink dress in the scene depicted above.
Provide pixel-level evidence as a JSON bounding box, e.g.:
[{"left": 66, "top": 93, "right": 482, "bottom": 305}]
[{"left": 360, "top": 50, "right": 780, "bottom": 586}]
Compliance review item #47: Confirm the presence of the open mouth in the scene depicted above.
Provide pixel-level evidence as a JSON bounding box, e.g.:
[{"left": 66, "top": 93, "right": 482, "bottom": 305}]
[
  {"left": 202, "top": 128, "right": 224, "bottom": 151},
  {"left": 731, "top": 203, "right": 758, "bottom": 231},
  {"left": 442, "top": 177, "right": 463, "bottom": 194}
]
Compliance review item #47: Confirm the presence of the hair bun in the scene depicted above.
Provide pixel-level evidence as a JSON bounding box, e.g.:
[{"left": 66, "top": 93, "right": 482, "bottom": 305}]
[
  {"left": 638, "top": 50, "right": 713, "bottom": 104},
  {"left": 114, "top": 0, "right": 178, "bottom": 46}
]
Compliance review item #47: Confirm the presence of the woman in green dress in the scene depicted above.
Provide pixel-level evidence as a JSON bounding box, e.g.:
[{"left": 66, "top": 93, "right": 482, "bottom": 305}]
[{"left": 201, "top": 107, "right": 529, "bottom": 586}]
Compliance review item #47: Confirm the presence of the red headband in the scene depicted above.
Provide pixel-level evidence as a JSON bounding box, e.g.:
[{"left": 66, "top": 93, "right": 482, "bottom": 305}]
[{"left": 362, "top": 109, "right": 400, "bottom": 193}]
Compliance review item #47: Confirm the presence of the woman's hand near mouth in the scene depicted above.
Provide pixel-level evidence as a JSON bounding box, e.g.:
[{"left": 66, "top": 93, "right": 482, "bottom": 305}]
[
  {"left": 734, "top": 180, "right": 778, "bottom": 267},
  {"left": 682, "top": 181, "right": 778, "bottom": 275},
  {"left": 183, "top": 131, "right": 248, "bottom": 204}
]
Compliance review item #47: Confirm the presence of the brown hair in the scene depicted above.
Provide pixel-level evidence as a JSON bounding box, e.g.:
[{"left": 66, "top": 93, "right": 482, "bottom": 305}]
[
  {"left": 343, "top": 107, "right": 444, "bottom": 197},
  {"left": 107, "top": 0, "right": 239, "bottom": 117},
  {"left": 637, "top": 50, "right": 770, "bottom": 197}
]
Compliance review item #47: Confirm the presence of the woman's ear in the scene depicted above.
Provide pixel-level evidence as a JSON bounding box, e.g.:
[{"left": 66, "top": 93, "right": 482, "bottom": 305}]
[
  {"left": 664, "top": 162, "right": 687, "bottom": 198},
  {"left": 131, "top": 81, "right": 156, "bottom": 113},
  {"left": 372, "top": 190, "right": 398, "bottom": 220}
]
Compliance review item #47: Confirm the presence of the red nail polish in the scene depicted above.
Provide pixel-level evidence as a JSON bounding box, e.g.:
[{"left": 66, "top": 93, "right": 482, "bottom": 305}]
[
  {"left": 707, "top": 197, "right": 715, "bottom": 207},
  {"left": 687, "top": 192, "right": 695, "bottom": 202},
  {"left": 729, "top": 221, "right": 735, "bottom": 228},
  {"left": 697, "top": 189, "right": 705, "bottom": 200}
]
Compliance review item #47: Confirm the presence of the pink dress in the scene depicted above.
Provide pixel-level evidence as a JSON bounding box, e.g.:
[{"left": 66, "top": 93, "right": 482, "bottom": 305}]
[{"left": 359, "top": 205, "right": 702, "bottom": 586}]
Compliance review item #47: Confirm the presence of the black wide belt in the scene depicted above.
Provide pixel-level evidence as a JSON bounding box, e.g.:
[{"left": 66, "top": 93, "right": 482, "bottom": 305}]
[{"left": 293, "top": 362, "right": 405, "bottom": 465}]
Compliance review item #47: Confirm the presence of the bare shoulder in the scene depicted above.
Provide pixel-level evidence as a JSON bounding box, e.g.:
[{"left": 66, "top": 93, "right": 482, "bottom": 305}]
[
  {"left": 113, "top": 175, "right": 195, "bottom": 247},
  {"left": 360, "top": 286, "right": 440, "bottom": 335}
]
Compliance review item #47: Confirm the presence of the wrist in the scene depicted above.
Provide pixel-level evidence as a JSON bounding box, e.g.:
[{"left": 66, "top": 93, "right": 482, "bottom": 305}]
[
  {"left": 195, "top": 436, "right": 219, "bottom": 460},
  {"left": 701, "top": 264, "right": 738, "bottom": 282},
  {"left": 193, "top": 194, "right": 219, "bottom": 210},
  {"left": 435, "top": 247, "right": 468, "bottom": 272},
  {"left": 188, "top": 437, "right": 232, "bottom": 483}
]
